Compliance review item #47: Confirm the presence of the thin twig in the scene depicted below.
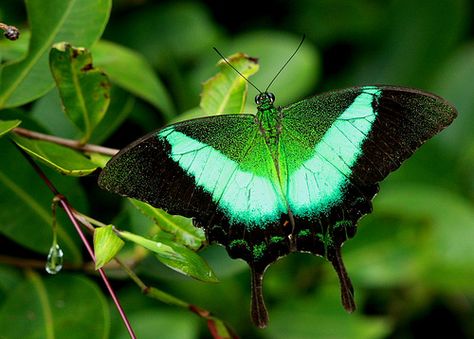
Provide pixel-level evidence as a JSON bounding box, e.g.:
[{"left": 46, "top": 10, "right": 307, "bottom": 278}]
[
  {"left": 13, "top": 127, "right": 119, "bottom": 156},
  {"left": 0, "top": 254, "right": 86, "bottom": 270},
  {"left": 17, "top": 147, "right": 136, "bottom": 339}
]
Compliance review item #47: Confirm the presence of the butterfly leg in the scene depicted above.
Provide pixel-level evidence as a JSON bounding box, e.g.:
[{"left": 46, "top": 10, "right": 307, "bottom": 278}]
[
  {"left": 250, "top": 264, "right": 269, "bottom": 328},
  {"left": 329, "top": 246, "right": 356, "bottom": 313}
]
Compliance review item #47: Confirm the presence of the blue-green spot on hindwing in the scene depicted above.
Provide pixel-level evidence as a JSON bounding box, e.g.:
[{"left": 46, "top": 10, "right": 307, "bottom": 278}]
[{"left": 252, "top": 243, "right": 267, "bottom": 260}]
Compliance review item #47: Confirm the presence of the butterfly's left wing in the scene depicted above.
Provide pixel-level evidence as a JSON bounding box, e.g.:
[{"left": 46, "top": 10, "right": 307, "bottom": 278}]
[
  {"left": 99, "top": 114, "right": 292, "bottom": 261},
  {"left": 100, "top": 114, "right": 295, "bottom": 327},
  {"left": 279, "top": 85, "right": 456, "bottom": 311}
]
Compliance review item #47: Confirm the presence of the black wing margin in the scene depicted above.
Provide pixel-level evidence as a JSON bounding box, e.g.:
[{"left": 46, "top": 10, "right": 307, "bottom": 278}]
[{"left": 352, "top": 86, "right": 457, "bottom": 185}]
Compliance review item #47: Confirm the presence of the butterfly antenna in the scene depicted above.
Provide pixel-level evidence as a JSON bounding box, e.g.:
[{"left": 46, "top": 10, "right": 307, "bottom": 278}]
[
  {"left": 213, "top": 47, "right": 262, "bottom": 94},
  {"left": 265, "top": 34, "right": 306, "bottom": 93}
]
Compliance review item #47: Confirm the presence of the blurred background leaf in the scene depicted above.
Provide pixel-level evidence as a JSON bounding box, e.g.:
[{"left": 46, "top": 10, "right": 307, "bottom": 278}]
[
  {"left": 0, "top": 272, "right": 110, "bottom": 339},
  {"left": 92, "top": 40, "right": 175, "bottom": 119}
]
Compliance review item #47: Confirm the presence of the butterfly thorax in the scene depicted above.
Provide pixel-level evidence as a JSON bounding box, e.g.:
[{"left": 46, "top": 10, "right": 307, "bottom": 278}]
[{"left": 255, "top": 92, "right": 282, "bottom": 159}]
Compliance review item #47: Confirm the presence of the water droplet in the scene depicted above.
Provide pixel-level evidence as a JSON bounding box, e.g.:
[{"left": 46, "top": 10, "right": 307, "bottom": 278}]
[{"left": 45, "top": 244, "right": 64, "bottom": 274}]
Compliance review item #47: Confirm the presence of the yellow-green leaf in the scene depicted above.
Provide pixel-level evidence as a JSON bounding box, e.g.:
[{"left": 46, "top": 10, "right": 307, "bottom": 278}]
[
  {"left": 173, "top": 53, "right": 259, "bottom": 123},
  {"left": 201, "top": 52, "right": 259, "bottom": 115},
  {"left": 129, "top": 199, "right": 205, "bottom": 250},
  {"left": 93, "top": 225, "right": 124, "bottom": 269}
]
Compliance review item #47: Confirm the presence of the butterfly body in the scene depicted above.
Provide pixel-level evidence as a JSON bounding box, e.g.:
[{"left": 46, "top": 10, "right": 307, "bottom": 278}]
[{"left": 99, "top": 85, "right": 456, "bottom": 327}]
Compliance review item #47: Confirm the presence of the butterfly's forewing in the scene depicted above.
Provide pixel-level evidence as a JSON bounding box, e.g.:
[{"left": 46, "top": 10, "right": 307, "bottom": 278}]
[{"left": 283, "top": 86, "right": 456, "bottom": 191}]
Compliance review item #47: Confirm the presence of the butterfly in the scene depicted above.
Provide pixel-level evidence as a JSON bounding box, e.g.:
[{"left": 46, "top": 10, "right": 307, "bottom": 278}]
[{"left": 98, "top": 56, "right": 457, "bottom": 327}]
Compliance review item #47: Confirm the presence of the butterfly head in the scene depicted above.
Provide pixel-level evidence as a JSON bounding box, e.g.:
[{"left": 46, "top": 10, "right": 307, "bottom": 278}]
[{"left": 255, "top": 92, "right": 275, "bottom": 107}]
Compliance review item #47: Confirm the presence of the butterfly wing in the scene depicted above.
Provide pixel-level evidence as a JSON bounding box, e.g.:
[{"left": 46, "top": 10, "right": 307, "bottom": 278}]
[
  {"left": 280, "top": 85, "right": 456, "bottom": 311},
  {"left": 99, "top": 114, "right": 291, "bottom": 259},
  {"left": 281, "top": 86, "right": 457, "bottom": 228}
]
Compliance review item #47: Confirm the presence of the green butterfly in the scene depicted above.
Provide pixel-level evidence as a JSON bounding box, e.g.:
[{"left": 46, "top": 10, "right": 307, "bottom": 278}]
[{"left": 99, "top": 68, "right": 456, "bottom": 327}]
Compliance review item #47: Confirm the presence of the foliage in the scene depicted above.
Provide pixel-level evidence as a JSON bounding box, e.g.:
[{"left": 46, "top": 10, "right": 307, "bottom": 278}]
[{"left": 1, "top": 0, "right": 473, "bottom": 338}]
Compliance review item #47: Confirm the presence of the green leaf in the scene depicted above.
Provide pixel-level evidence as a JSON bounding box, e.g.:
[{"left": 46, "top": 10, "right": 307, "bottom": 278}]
[
  {"left": 0, "top": 138, "right": 83, "bottom": 263},
  {"left": 94, "top": 225, "right": 124, "bottom": 269},
  {"left": 30, "top": 86, "right": 135, "bottom": 145},
  {"left": 109, "top": 2, "right": 221, "bottom": 68},
  {"left": 89, "top": 87, "right": 136, "bottom": 145},
  {"left": 92, "top": 40, "right": 175, "bottom": 119},
  {"left": 89, "top": 152, "right": 112, "bottom": 169},
  {"left": 119, "top": 231, "right": 218, "bottom": 283},
  {"left": 431, "top": 43, "right": 474, "bottom": 154},
  {"left": 129, "top": 199, "right": 205, "bottom": 250},
  {"left": 348, "top": 0, "right": 468, "bottom": 87},
  {"left": 0, "top": 272, "right": 110, "bottom": 338},
  {"left": 267, "top": 285, "right": 390, "bottom": 339},
  {"left": 0, "top": 119, "right": 21, "bottom": 137},
  {"left": 50, "top": 43, "right": 111, "bottom": 143},
  {"left": 11, "top": 134, "right": 99, "bottom": 176},
  {"left": 0, "top": 0, "right": 112, "bottom": 108},
  {"left": 201, "top": 53, "right": 259, "bottom": 115},
  {"left": 374, "top": 184, "right": 474, "bottom": 291}
]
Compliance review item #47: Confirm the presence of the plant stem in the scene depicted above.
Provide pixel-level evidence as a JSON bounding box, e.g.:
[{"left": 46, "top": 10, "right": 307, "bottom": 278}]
[
  {"left": 13, "top": 127, "right": 119, "bottom": 156},
  {"left": 0, "top": 254, "right": 86, "bottom": 270},
  {"left": 74, "top": 211, "right": 108, "bottom": 228}
]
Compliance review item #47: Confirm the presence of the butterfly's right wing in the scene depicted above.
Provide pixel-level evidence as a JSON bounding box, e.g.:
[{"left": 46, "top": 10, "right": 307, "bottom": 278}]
[
  {"left": 279, "top": 85, "right": 456, "bottom": 312},
  {"left": 280, "top": 85, "right": 456, "bottom": 246}
]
